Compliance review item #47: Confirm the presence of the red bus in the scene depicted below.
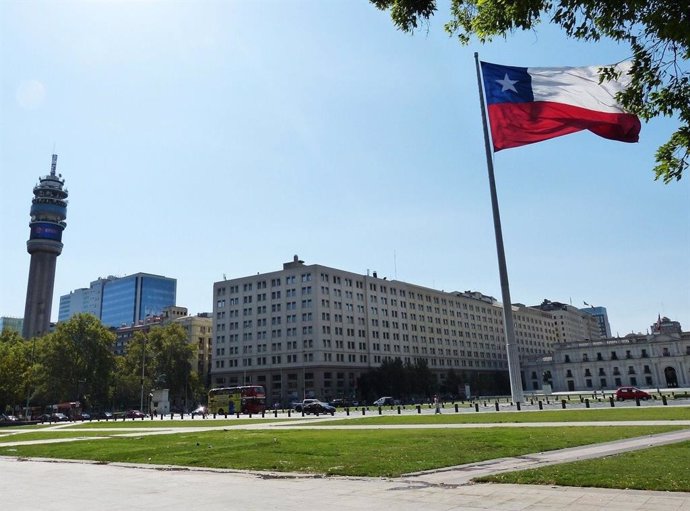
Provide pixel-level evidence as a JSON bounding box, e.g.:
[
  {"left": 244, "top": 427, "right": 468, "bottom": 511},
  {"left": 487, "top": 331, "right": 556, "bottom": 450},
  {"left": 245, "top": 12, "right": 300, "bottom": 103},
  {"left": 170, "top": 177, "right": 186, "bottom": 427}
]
[{"left": 208, "top": 386, "right": 266, "bottom": 415}]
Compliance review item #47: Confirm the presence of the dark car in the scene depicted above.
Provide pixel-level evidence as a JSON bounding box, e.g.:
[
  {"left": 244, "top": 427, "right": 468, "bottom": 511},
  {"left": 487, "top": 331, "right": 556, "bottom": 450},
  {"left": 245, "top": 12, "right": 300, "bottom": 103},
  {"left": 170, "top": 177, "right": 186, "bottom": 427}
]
[
  {"left": 95, "top": 411, "right": 114, "bottom": 420},
  {"left": 329, "top": 399, "right": 358, "bottom": 408},
  {"left": 302, "top": 401, "right": 336, "bottom": 416},
  {"left": 615, "top": 387, "right": 652, "bottom": 401},
  {"left": 51, "top": 412, "right": 69, "bottom": 422},
  {"left": 0, "top": 414, "right": 19, "bottom": 422},
  {"left": 293, "top": 399, "right": 319, "bottom": 413},
  {"left": 124, "top": 409, "right": 146, "bottom": 419}
]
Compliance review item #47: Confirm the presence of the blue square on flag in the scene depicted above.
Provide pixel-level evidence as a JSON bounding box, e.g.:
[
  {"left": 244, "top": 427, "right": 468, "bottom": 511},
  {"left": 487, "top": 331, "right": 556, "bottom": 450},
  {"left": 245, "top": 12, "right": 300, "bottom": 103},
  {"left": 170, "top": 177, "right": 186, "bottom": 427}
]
[{"left": 481, "top": 63, "right": 533, "bottom": 105}]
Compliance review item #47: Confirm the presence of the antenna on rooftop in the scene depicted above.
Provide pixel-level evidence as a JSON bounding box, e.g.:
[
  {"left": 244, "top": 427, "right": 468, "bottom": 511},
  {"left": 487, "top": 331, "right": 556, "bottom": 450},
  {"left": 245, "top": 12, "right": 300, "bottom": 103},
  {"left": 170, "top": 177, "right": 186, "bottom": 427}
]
[{"left": 50, "top": 154, "right": 58, "bottom": 176}]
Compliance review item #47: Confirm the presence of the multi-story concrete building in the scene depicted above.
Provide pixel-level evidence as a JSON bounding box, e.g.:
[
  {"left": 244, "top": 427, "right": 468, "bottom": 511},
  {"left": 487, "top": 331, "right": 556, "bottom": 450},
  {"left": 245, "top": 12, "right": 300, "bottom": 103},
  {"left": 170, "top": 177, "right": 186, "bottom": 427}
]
[
  {"left": 22, "top": 154, "right": 68, "bottom": 338},
  {"left": 580, "top": 305, "right": 612, "bottom": 338},
  {"left": 169, "top": 312, "right": 213, "bottom": 387},
  {"left": 58, "top": 277, "right": 114, "bottom": 322},
  {"left": 211, "top": 256, "right": 561, "bottom": 405},
  {"left": 523, "top": 317, "right": 688, "bottom": 392},
  {"left": 113, "top": 306, "right": 213, "bottom": 386},
  {"left": 59, "top": 272, "right": 176, "bottom": 328},
  {"left": 0, "top": 317, "right": 24, "bottom": 335},
  {"left": 533, "top": 299, "right": 601, "bottom": 344}
]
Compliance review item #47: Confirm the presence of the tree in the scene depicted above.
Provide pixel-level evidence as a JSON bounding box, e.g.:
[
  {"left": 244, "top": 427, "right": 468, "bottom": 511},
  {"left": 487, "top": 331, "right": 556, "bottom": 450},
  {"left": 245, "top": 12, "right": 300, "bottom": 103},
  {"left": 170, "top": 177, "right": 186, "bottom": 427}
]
[
  {"left": 371, "top": 0, "right": 689, "bottom": 182},
  {"left": 0, "top": 330, "right": 32, "bottom": 413},
  {"left": 33, "top": 314, "right": 116, "bottom": 409},
  {"left": 121, "top": 323, "right": 197, "bottom": 410}
]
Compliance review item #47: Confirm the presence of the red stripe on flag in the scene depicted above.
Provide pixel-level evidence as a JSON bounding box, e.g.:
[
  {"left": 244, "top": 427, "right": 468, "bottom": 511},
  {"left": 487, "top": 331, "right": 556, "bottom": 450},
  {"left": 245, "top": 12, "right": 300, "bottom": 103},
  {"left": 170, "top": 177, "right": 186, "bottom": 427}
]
[{"left": 487, "top": 101, "right": 641, "bottom": 151}]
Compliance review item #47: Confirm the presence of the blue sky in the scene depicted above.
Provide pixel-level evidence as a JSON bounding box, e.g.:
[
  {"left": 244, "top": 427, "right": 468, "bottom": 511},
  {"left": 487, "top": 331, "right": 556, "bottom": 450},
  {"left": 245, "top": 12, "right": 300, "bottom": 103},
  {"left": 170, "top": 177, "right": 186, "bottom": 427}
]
[{"left": 1, "top": 0, "right": 688, "bottom": 336}]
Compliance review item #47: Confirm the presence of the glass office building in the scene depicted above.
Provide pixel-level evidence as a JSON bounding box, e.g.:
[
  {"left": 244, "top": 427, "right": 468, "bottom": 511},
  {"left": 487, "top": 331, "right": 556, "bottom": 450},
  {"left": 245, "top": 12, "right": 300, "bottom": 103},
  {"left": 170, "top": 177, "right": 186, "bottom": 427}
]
[{"left": 100, "top": 273, "right": 177, "bottom": 327}]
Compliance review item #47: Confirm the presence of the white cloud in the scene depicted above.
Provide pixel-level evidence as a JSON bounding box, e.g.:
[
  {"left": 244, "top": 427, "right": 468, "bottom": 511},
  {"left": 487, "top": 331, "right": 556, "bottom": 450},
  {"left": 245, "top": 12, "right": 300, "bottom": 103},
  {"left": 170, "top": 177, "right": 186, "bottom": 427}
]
[{"left": 16, "top": 79, "right": 46, "bottom": 109}]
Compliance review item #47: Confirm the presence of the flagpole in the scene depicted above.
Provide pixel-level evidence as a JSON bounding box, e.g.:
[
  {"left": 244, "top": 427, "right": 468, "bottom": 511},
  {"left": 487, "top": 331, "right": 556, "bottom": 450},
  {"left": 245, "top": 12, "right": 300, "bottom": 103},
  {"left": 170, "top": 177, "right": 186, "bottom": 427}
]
[{"left": 474, "top": 52, "right": 524, "bottom": 404}]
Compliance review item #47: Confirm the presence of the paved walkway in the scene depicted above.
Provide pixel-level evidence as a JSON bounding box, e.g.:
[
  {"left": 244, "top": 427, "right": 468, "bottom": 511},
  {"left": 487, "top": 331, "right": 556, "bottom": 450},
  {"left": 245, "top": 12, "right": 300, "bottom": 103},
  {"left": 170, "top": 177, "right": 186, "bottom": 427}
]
[{"left": 2, "top": 422, "right": 690, "bottom": 510}]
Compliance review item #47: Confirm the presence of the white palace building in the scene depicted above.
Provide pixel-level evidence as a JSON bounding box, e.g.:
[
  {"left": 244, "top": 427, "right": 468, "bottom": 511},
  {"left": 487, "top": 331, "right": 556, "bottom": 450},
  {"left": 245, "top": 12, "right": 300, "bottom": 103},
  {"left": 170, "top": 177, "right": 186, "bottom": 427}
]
[{"left": 523, "top": 316, "right": 689, "bottom": 392}]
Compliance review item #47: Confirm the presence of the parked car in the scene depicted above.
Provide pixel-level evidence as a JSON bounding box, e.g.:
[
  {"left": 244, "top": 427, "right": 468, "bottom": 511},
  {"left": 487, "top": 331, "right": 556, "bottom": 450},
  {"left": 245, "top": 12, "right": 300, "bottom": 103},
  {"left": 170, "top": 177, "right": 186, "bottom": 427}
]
[
  {"left": 373, "top": 396, "right": 395, "bottom": 406},
  {"left": 329, "top": 398, "right": 357, "bottom": 408},
  {"left": 293, "top": 399, "right": 320, "bottom": 413},
  {"left": 191, "top": 406, "right": 207, "bottom": 417},
  {"left": 302, "top": 401, "right": 336, "bottom": 416},
  {"left": 124, "top": 409, "right": 146, "bottom": 419},
  {"left": 615, "top": 387, "right": 652, "bottom": 401},
  {"left": 51, "top": 412, "right": 70, "bottom": 422},
  {"left": 0, "top": 414, "right": 19, "bottom": 422},
  {"left": 95, "top": 411, "right": 114, "bottom": 420}
]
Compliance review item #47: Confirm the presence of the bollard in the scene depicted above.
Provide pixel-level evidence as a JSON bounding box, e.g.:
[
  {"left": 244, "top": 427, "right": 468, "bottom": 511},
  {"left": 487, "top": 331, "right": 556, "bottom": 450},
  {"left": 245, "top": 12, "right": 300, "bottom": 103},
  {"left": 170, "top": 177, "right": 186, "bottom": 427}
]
[
  {"left": 585, "top": 399, "right": 590, "bottom": 408},
  {"left": 249, "top": 413, "right": 252, "bottom": 418},
  {"left": 636, "top": 397, "right": 641, "bottom": 406},
  {"left": 160, "top": 413, "right": 163, "bottom": 420},
  {"left": 662, "top": 395, "right": 668, "bottom": 406},
  {"left": 274, "top": 409, "right": 277, "bottom": 417},
  {"left": 580, "top": 396, "right": 584, "bottom": 403},
  {"left": 561, "top": 400, "right": 566, "bottom": 409},
  {"left": 538, "top": 400, "right": 543, "bottom": 410},
  {"left": 180, "top": 412, "right": 184, "bottom": 420},
  {"left": 474, "top": 403, "right": 479, "bottom": 412},
  {"left": 262, "top": 410, "right": 265, "bottom": 418},
  {"left": 454, "top": 404, "right": 459, "bottom": 413},
  {"left": 609, "top": 396, "right": 615, "bottom": 407},
  {"left": 170, "top": 413, "right": 173, "bottom": 420},
  {"left": 302, "top": 410, "right": 305, "bottom": 417},
  {"left": 362, "top": 407, "right": 366, "bottom": 416},
  {"left": 224, "top": 411, "right": 228, "bottom": 418},
  {"left": 495, "top": 402, "right": 499, "bottom": 411},
  {"left": 417, "top": 405, "right": 421, "bottom": 414},
  {"left": 546, "top": 398, "right": 550, "bottom": 405},
  {"left": 288, "top": 409, "right": 291, "bottom": 417},
  {"left": 346, "top": 408, "right": 350, "bottom": 416},
  {"left": 567, "top": 395, "right": 571, "bottom": 401},
  {"left": 398, "top": 406, "right": 401, "bottom": 415},
  {"left": 236, "top": 412, "right": 240, "bottom": 418},
  {"left": 378, "top": 406, "right": 382, "bottom": 415},
  {"left": 530, "top": 399, "right": 534, "bottom": 405},
  {"left": 516, "top": 402, "right": 521, "bottom": 411}
]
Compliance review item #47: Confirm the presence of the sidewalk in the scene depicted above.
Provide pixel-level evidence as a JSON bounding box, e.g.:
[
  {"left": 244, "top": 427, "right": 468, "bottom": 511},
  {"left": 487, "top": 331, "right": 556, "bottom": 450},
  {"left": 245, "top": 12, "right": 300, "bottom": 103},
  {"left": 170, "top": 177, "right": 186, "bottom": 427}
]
[{"left": 2, "top": 427, "right": 689, "bottom": 510}]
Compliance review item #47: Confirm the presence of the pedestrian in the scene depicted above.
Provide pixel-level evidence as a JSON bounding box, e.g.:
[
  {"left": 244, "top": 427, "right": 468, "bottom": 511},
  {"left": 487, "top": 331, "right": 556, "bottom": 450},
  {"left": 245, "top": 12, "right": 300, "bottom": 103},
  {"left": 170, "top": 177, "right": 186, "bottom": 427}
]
[{"left": 434, "top": 395, "right": 441, "bottom": 414}]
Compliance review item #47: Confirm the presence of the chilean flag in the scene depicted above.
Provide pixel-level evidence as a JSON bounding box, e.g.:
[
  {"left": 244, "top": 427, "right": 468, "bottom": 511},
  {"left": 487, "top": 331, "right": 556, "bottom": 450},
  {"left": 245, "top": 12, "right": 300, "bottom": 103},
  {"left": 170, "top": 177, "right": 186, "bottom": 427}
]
[{"left": 480, "top": 61, "right": 641, "bottom": 151}]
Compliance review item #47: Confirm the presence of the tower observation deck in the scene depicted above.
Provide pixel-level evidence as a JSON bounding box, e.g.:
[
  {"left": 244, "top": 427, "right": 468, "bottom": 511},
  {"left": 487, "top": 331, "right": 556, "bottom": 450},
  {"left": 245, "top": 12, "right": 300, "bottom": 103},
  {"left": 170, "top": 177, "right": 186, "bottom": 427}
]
[{"left": 22, "top": 154, "right": 68, "bottom": 338}]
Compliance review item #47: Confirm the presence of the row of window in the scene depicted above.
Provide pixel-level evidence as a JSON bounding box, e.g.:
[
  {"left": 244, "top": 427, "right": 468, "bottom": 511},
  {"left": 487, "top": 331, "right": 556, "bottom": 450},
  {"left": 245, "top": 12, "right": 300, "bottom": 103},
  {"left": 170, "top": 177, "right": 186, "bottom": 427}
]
[
  {"left": 214, "top": 355, "right": 508, "bottom": 370},
  {"left": 564, "top": 346, "right": 688, "bottom": 363}
]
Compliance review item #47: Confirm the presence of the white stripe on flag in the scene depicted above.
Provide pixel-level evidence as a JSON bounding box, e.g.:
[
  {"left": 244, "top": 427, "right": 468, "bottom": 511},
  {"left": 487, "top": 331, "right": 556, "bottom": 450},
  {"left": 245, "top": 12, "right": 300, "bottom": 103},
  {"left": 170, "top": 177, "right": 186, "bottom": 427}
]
[{"left": 527, "top": 61, "right": 632, "bottom": 113}]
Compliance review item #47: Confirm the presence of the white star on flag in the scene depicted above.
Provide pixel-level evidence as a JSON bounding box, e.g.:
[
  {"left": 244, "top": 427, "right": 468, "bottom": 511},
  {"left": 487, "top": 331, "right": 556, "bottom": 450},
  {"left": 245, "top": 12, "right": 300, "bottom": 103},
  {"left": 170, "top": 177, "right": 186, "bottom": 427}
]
[{"left": 496, "top": 73, "right": 518, "bottom": 92}]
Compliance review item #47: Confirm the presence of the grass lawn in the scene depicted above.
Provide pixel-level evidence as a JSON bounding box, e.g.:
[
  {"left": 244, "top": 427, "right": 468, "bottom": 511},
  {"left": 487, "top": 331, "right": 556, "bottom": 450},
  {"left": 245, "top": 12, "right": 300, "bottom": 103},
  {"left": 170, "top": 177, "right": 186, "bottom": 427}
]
[
  {"left": 476, "top": 441, "right": 690, "bottom": 492},
  {"left": 0, "top": 425, "right": 680, "bottom": 477},
  {"left": 321, "top": 406, "right": 690, "bottom": 425}
]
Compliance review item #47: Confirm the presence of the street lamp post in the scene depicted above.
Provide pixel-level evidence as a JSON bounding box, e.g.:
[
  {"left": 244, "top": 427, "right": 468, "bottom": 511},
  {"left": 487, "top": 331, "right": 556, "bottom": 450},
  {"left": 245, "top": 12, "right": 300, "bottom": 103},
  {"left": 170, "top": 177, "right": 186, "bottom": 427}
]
[
  {"left": 139, "top": 334, "right": 146, "bottom": 412},
  {"left": 24, "top": 336, "right": 37, "bottom": 419}
]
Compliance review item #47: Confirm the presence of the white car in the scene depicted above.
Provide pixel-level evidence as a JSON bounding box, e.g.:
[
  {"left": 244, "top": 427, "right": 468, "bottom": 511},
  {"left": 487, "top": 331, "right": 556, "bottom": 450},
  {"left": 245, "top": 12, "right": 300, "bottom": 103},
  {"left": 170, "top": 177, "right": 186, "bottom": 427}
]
[{"left": 373, "top": 397, "right": 395, "bottom": 406}]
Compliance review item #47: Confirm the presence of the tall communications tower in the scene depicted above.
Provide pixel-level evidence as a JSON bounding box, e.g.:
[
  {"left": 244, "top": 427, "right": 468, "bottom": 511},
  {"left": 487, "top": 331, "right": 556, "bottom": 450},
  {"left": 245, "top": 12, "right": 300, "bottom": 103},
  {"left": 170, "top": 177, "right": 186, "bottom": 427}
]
[{"left": 22, "top": 154, "right": 68, "bottom": 338}]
